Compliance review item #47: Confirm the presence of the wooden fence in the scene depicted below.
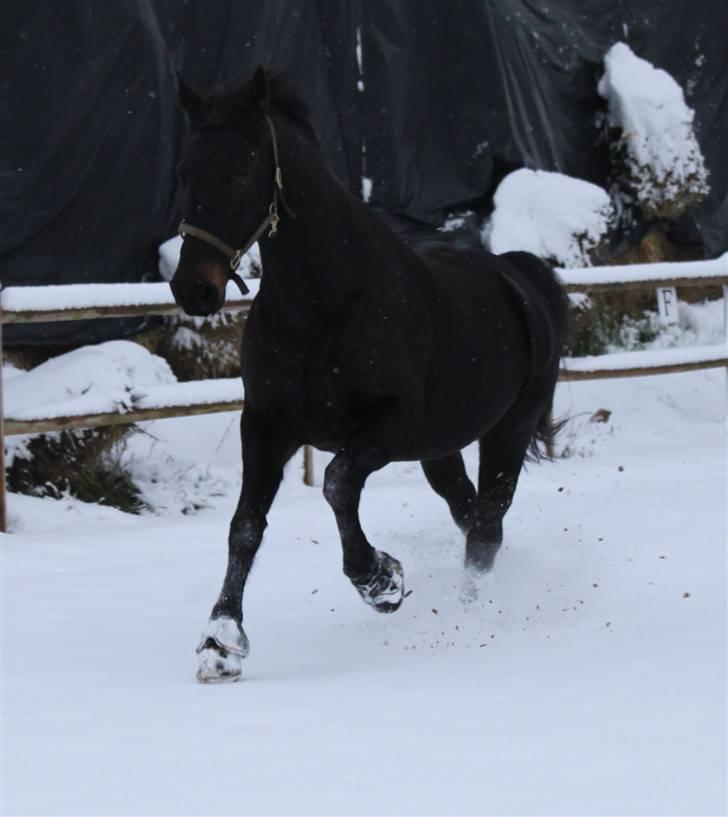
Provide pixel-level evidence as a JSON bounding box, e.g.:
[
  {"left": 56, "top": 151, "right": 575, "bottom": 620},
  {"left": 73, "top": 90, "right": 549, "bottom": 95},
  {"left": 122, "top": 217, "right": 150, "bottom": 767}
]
[{"left": 1, "top": 255, "right": 727, "bottom": 531}]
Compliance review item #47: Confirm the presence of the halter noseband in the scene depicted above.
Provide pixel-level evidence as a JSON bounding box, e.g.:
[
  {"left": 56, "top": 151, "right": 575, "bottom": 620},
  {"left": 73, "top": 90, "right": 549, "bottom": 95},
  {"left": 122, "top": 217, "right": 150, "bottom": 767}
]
[{"left": 177, "top": 113, "right": 295, "bottom": 296}]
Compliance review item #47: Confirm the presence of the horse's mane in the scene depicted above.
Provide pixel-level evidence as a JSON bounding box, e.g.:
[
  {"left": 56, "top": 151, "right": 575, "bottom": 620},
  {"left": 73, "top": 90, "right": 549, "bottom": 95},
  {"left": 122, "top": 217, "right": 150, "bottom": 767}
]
[{"left": 210, "top": 69, "right": 319, "bottom": 145}]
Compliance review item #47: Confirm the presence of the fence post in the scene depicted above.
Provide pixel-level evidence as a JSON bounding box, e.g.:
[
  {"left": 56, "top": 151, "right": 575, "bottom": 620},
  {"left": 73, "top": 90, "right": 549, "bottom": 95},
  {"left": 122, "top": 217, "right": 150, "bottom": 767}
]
[
  {"left": 303, "top": 445, "right": 314, "bottom": 486},
  {"left": 0, "top": 288, "right": 6, "bottom": 533}
]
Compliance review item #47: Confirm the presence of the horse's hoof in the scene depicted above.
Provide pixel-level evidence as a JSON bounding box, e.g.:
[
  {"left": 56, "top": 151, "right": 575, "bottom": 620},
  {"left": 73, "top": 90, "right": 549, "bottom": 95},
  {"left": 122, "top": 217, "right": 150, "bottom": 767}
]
[
  {"left": 353, "top": 549, "right": 405, "bottom": 613},
  {"left": 195, "top": 616, "right": 249, "bottom": 684}
]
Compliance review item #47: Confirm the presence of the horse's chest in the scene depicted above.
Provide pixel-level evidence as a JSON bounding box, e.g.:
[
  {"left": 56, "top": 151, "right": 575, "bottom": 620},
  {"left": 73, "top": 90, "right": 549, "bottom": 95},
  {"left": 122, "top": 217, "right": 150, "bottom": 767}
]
[{"left": 242, "top": 334, "right": 360, "bottom": 448}]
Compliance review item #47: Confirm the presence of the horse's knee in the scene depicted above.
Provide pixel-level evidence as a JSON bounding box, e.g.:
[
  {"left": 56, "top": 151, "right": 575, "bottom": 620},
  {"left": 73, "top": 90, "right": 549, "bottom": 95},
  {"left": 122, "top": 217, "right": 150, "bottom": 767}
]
[{"left": 229, "top": 510, "right": 266, "bottom": 548}]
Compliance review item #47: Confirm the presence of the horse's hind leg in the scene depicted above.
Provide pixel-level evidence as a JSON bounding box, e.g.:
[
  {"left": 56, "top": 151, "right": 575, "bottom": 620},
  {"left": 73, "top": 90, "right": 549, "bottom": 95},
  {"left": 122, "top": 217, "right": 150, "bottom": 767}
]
[
  {"left": 421, "top": 453, "right": 476, "bottom": 534},
  {"left": 466, "top": 419, "right": 535, "bottom": 572}
]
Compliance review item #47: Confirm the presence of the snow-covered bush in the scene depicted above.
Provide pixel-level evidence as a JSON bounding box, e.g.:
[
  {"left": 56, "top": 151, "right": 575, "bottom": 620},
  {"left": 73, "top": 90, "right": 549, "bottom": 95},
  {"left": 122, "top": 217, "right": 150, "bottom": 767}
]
[
  {"left": 4, "top": 340, "right": 175, "bottom": 427},
  {"left": 159, "top": 310, "right": 243, "bottom": 381},
  {"left": 4, "top": 342, "right": 177, "bottom": 510},
  {"left": 598, "top": 42, "right": 709, "bottom": 219},
  {"left": 483, "top": 168, "right": 614, "bottom": 267}
]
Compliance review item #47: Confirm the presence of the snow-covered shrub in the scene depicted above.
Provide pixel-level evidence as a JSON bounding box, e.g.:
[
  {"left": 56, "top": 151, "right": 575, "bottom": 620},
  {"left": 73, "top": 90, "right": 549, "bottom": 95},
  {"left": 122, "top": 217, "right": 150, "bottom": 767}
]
[
  {"left": 4, "top": 340, "right": 175, "bottom": 424},
  {"left": 159, "top": 310, "right": 243, "bottom": 380},
  {"left": 3, "top": 342, "right": 177, "bottom": 510},
  {"left": 483, "top": 168, "right": 614, "bottom": 267},
  {"left": 598, "top": 42, "right": 709, "bottom": 220}
]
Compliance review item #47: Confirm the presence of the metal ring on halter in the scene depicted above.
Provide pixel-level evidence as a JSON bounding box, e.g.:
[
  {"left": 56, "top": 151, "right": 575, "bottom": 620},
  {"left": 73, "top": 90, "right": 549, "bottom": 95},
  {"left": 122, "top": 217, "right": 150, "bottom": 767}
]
[{"left": 268, "top": 202, "right": 280, "bottom": 236}]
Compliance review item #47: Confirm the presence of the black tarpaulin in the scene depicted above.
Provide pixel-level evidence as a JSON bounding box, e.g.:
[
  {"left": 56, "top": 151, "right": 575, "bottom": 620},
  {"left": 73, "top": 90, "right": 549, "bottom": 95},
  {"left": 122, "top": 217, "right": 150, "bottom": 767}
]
[
  {"left": 2, "top": 0, "right": 726, "bottom": 346},
  {"left": 0, "top": 0, "right": 179, "bottom": 345}
]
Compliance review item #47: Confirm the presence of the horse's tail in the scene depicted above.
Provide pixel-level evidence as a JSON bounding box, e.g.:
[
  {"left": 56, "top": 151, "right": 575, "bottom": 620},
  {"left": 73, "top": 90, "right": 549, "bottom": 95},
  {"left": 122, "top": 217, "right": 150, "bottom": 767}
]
[
  {"left": 498, "top": 252, "right": 570, "bottom": 463},
  {"left": 526, "top": 405, "right": 568, "bottom": 462}
]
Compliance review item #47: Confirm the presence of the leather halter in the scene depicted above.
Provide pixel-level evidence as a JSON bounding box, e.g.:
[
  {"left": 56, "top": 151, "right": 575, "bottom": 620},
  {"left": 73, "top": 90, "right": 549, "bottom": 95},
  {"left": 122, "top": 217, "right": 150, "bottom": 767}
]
[{"left": 177, "top": 113, "right": 295, "bottom": 296}]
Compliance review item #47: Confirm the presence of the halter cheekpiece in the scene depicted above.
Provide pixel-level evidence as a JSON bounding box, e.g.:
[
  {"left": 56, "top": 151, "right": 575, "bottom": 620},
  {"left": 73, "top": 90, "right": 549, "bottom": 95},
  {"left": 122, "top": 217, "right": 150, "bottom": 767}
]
[{"left": 178, "top": 113, "right": 294, "bottom": 296}]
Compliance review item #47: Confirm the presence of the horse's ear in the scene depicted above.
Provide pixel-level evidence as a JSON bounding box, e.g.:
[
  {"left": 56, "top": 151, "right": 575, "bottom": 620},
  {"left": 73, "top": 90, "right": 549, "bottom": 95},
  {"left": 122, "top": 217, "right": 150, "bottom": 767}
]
[
  {"left": 178, "top": 76, "right": 205, "bottom": 120},
  {"left": 250, "top": 65, "right": 271, "bottom": 109}
]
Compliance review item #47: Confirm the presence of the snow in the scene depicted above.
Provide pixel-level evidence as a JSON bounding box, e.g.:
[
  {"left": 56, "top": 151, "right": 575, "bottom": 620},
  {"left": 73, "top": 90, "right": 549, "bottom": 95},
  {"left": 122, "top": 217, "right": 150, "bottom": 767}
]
[
  {"left": 2, "top": 341, "right": 175, "bottom": 424},
  {"left": 611, "top": 297, "right": 727, "bottom": 355},
  {"left": 1, "top": 279, "right": 259, "bottom": 314},
  {"left": 158, "top": 234, "right": 184, "bottom": 282},
  {"left": 558, "top": 253, "right": 728, "bottom": 287},
  {"left": 598, "top": 43, "right": 709, "bottom": 216},
  {"left": 564, "top": 343, "right": 726, "bottom": 373},
  {"left": 133, "top": 378, "right": 243, "bottom": 411},
  {"left": 2, "top": 369, "right": 726, "bottom": 815},
  {"left": 484, "top": 168, "right": 614, "bottom": 267}
]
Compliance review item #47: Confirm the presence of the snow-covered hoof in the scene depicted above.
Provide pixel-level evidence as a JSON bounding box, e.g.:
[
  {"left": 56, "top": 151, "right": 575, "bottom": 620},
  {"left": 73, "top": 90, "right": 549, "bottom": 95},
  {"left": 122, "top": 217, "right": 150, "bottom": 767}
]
[
  {"left": 195, "top": 616, "right": 249, "bottom": 684},
  {"left": 353, "top": 549, "right": 405, "bottom": 613}
]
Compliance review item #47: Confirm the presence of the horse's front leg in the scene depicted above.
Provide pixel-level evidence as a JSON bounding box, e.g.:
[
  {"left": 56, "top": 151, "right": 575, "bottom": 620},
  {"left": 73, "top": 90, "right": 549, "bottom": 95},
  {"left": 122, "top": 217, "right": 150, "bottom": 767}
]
[
  {"left": 197, "top": 410, "right": 295, "bottom": 683},
  {"left": 323, "top": 439, "right": 405, "bottom": 613}
]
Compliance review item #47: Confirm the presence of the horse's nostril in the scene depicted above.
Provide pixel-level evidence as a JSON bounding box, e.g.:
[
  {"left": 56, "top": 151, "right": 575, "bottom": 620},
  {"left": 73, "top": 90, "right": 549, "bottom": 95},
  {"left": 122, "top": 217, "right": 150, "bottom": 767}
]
[{"left": 199, "top": 282, "right": 219, "bottom": 309}]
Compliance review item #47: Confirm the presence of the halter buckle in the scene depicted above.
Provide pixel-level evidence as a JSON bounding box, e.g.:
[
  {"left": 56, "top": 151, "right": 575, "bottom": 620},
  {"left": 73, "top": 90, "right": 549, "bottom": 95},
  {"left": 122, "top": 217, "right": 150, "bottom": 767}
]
[
  {"left": 230, "top": 249, "right": 243, "bottom": 271},
  {"left": 268, "top": 202, "right": 280, "bottom": 237}
]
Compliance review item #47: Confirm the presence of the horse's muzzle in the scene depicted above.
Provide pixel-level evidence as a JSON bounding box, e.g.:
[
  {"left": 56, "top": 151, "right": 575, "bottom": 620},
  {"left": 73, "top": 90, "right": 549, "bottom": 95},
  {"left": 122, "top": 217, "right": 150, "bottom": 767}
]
[{"left": 170, "top": 263, "right": 227, "bottom": 316}]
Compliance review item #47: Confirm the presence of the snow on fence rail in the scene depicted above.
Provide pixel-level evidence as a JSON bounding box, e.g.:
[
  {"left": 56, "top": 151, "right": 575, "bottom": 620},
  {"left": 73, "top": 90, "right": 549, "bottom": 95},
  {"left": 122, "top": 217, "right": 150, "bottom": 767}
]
[
  {"left": 0, "top": 280, "right": 258, "bottom": 324},
  {"left": 1, "top": 255, "right": 727, "bottom": 531},
  {"left": 556, "top": 253, "right": 728, "bottom": 292}
]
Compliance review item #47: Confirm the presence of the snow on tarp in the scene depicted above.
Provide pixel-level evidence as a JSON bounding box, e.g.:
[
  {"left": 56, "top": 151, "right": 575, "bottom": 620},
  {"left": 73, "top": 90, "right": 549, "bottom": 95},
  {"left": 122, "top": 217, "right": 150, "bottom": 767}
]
[
  {"left": 484, "top": 169, "right": 614, "bottom": 267},
  {"left": 557, "top": 253, "right": 728, "bottom": 286},
  {"left": 563, "top": 343, "right": 727, "bottom": 373},
  {"left": 133, "top": 379, "right": 244, "bottom": 411},
  {"left": 1, "top": 280, "right": 259, "bottom": 314},
  {"left": 3, "top": 341, "right": 176, "bottom": 421},
  {"left": 598, "top": 42, "right": 709, "bottom": 218}
]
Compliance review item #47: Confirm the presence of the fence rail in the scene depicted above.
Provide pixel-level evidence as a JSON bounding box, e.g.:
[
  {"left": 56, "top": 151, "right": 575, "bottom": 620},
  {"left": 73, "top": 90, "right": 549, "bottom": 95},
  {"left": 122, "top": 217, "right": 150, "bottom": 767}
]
[{"left": 2, "top": 254, "right": 727, "bottom": 531}]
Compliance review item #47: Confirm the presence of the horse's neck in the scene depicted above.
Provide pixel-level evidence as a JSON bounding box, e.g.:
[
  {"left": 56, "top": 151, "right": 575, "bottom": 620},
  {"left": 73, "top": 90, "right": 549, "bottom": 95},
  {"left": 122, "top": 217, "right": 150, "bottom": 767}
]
[{"left": 257, "top": 129, "right": 379, "bottom": 330}]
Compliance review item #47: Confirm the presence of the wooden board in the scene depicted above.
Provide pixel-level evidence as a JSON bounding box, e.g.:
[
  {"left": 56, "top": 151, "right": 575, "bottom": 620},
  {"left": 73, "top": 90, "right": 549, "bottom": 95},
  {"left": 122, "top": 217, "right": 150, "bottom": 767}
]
[{"left": 4, "top": 400, "right": 245, "bottom": 436}]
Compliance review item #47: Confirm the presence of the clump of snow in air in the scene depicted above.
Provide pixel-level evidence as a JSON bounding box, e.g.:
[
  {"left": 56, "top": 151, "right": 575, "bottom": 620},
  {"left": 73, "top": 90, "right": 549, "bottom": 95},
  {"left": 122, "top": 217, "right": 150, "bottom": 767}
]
[
  {"left": 599, "top": 42, "right": 709, "bottom": 218},
  {"left": 484, "top": 168, "right": 614, "bottom": 267}
]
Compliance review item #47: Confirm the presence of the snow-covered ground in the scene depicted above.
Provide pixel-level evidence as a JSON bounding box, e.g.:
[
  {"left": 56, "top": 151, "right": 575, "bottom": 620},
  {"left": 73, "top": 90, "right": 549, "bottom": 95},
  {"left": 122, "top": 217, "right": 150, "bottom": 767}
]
[{"left": 2, "top": 366, "right": 726, "bottom": 816}]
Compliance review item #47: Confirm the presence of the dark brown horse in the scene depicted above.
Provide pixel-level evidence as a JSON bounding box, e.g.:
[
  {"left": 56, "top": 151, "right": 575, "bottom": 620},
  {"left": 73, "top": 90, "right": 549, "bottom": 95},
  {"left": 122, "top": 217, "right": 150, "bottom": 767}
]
[{"left": 171, "top": 68, "right": 568, "bottom": 683}]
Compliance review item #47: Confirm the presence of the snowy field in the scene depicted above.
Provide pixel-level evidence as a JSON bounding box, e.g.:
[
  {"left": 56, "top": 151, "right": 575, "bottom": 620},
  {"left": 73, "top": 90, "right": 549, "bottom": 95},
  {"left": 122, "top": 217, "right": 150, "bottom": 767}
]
[{"left": 1, "top": 367, "right": 726, "bottom": 816}]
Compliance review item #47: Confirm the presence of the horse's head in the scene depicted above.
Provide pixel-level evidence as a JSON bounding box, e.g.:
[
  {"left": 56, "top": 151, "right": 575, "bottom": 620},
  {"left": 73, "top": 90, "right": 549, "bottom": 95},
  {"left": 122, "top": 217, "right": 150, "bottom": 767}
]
[{"left": 170, "top": 67, "right": 278, "bottom": 316}]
